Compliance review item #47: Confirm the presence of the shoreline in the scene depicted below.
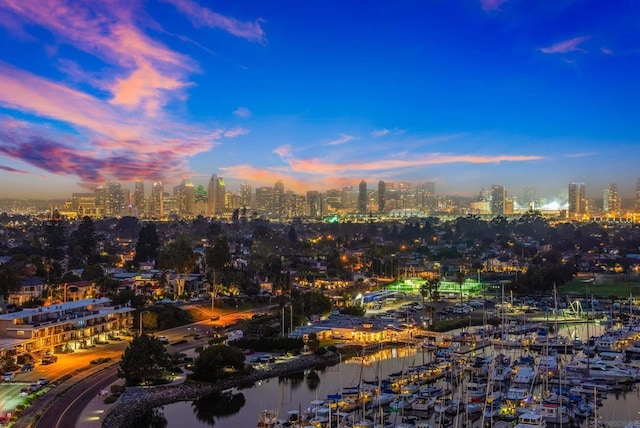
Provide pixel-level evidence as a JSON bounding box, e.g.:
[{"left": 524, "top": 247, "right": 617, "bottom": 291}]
[{"left": 102, "top": 351, "right": 342, "bottom": 428}]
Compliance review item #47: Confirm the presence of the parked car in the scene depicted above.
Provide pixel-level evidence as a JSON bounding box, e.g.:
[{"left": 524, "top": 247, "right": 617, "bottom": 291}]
[
  {"left": 4, "top": 372, "right": 15, "bottom": 382},
  {"left": 41, "top": 355, "right": 58, "bottom": 365},
  {"left": 157, "top": 336, "right": 169, "bottom": 344},
  {"left": 37, "top": 377, "right": 50, "bottom": 386},
  {"left": 210, "top": 315, "right": 220, "bottom": 321},
  {"left": 19, "top": 387, "right": 29, "bottom": 397},
  {"left": 21, "top": 363, "right": 34, "bottom": 372}
]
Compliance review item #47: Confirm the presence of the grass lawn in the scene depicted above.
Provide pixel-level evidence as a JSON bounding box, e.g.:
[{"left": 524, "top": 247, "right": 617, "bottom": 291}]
[{"left": 559, "top": 276, "right": 640, "bottom": 299}]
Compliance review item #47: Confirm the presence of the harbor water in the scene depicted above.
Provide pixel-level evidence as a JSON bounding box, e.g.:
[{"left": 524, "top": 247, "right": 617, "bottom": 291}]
[{"left": 142, "top": 322, "right": 640, "bottom": 427}]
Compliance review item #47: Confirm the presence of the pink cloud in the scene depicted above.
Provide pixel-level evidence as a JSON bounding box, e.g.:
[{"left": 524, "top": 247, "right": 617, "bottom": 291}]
[
  {"left": 540, "top": 36, "right": 590, "bottom": 54},
  {"left": 480, "top": 0, "right": 508, "bottom": 11},
  {"left": 162, "top": 0, "right": 266, "bottom": 44}
]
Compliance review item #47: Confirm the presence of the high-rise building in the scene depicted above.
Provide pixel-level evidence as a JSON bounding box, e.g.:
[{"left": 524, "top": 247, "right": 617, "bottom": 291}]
[
  {"left": 273, "top": 180, "right": 285, "bottom": 218},
  {"left": 324, "top": 189, "right": 342, "bottom": 212},
  {"left": 207, "top": 174, "right": 225, "bottom": 215},
  {"left": 568, "top": 182, "right": 586, "bottom": 218},
  {"left": 176, "top": 179, "right": 195, "bottom": 217},
  {"left": 240, "top": 183, "right": 252, "bottom": 208},
  {"left": 635, "top": 178, "right": 640, "bottom": 213},
  {"left": 151, "top": 181, "right": 164, "bottom": 219},
  {"left": 306, "top": 191, "right": 323, "bottom": 218},
  {"left": 104, "top": 182, "right": 125, "bottom": 217},
  {"left": 522, "top": 187, "right": 538, "bottom": 210},
  {"left": 283, "top": 191, "right": 305, "bottom": 219},
  {"left": 255, "top": 186, "right": 274, "bottom": 214},
  {"left": 416, "top": 182, "right": 437, "bottom": 211},
  {"left": 358, "top": 181, "right": 367, "bottom": 214},
  {"left": 604, "top": 183, "right": 620, "bottom": 215},
  {"left": 490, "top": 185, "right": 506, "bottom": 215},
  {"left": 341, "top": 186, "right": 357, "bottom": 211},
  {"left": 378, "top": 180, "right": 386, "bottom": 214},
  {"left": 134, "top": 181, "right": 145, "bottom": 215}
]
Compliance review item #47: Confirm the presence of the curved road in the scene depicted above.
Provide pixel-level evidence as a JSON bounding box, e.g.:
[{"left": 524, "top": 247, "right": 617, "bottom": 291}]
[{"left": 35, "top": 366, "right": 119, "bottom": 428}]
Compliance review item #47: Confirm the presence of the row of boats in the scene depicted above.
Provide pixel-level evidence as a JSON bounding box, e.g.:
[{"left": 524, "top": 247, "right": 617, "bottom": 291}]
[{"left": 258, "top": 318, "right": 640, "bottom": 428}]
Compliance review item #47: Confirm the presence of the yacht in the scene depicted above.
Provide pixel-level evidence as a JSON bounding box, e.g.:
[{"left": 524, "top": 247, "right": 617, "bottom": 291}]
[{"left": 515, "top": 412, "right": 547, "bottom": 428}]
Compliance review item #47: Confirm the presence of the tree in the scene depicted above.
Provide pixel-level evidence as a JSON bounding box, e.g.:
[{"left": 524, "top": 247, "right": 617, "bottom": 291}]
[
  {"left": 157, "top": 235, "right": 198, "bottom": 298},
  {"left": 43, "top": 217, "right": 67, "bottom": 260},
  {"left": 455, "top": 271, "right": 466, "bottom": 307},
  {"left": 81, "top": 263, "right": 104, "bottom": 281},
  {"left": 190, "top": 345, "right": 246, "bottom": 383},
  {"left": 118, "top": 334, "right": 171, "bottom": 385},
  {"left": 134, "top": 223, "right": 160, "bottom": 265},
  {"left": 75, "top": 216, "right": 97, "bottom": 263},
  {"left": 205, "top": 236, "right": 231, "bottom": 302}
]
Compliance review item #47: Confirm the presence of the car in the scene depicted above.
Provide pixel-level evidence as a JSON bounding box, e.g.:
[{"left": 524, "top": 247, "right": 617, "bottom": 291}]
[
  {"left": 29, "top": 383, "right": 40, "bottom": 392},
  {"left": 21, "top": 363, "right": 34, "bottom": 372},
  {"left": 210, "top": 315, "right": 220, "bottom": 321},
  {"left": 157, "top": 336, "right": 169, "bottom": 344},
  {"left": 19, "top": 387, "right": 29, "bottom": 397},
  {"left": 4, "top": 372, "right": 15, "bottom": 382},
  {"left": 41, "top": 355, "right": 58, "bottom": 365},
  {"left": 37, "top": 377, "right": 50, "bottom": 386}
]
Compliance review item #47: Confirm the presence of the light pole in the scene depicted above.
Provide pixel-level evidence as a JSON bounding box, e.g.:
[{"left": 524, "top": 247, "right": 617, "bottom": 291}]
[{"left": 140, "top": 310, "right": 150, "bottom": 335}]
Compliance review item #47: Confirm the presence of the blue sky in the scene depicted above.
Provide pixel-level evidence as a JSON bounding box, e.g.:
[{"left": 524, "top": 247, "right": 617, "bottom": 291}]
[{"left": 0, "top": 0, "right": 639, "bottom": 200}]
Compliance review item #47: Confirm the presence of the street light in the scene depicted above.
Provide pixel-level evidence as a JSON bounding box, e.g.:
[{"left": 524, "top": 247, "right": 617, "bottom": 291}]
[{"left": 140, "top": 310, "right": 150, "bottom": 335}]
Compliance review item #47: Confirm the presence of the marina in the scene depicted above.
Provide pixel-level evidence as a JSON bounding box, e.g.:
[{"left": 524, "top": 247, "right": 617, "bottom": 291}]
[{"left": 144, "top": 319, "right": 640, "bottom": 427}]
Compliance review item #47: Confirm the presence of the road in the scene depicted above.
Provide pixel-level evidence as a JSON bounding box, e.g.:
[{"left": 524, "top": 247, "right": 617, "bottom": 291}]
[{"left": 14, "top": 305, "right": 270, "bottom": 427}]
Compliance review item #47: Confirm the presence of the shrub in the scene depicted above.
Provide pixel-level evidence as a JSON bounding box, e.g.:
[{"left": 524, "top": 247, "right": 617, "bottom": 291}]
[
  {"left": 103, "top": 395, "right": 118, "bottom": 404},
  {"left": 327, "top": 345, "right": 338, "bottom": 353},
  {"left": 314, "top": 347, "right": 327, "bottom": 356},
  {"left": 110, "top": 384, "right": 126, "bottom": 395}
]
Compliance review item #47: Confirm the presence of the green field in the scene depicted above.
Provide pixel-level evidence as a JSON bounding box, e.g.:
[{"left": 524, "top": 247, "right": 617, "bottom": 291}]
[{"left": 559, "top": 275, "right": 640, "bottom": 299}]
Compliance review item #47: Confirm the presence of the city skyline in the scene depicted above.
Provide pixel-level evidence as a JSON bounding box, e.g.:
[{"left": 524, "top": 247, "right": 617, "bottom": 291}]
[{"left": 1, "top": 1, "right": 640, "bottom": 199}]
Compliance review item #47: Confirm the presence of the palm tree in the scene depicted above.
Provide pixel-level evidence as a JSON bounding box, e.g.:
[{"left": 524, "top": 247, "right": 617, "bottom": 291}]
[{"left": 421, "top": 277, "right": 440, "bottom": 327}]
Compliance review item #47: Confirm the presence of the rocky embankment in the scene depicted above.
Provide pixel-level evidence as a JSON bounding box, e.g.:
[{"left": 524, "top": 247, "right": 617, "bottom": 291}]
[{"left": 102, "top": 352, "right": 341, "bottom": 428}]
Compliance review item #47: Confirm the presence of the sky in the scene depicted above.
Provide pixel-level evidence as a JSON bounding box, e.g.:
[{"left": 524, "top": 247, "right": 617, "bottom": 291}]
[{"left": 0, "top": 0, "right": 639, "bottom": 200}]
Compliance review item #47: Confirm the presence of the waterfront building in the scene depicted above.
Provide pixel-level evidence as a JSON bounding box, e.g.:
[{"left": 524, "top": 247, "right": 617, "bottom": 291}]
[{"left": 0, "top": 298, "right": 135, "bottom": 357}]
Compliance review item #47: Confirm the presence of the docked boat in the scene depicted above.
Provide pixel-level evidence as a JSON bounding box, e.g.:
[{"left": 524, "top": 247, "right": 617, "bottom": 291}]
[{"left": 515, "top": 412, "right": 547, "bottom": 428}]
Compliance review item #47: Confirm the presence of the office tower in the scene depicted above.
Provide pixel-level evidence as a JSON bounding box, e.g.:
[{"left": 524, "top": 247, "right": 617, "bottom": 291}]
[
  {"left": 416, "top": 182, "right": 437, "bottom": 211},
  {"left": 604, "top": 183, "right": 620, "bottom": 215},
  {"left": 255, "top": 186, "right": 274, "bottom": 214},
  {"left": 101, "top": 182, "right": 124, "bottom": 217},
  {"left": 341, "top": 186, "right": 357, "bottom": 211},
  {"left": 307, "top": 191, "right": 323, "bottom": 218},
  {"left": 225, "top": 192, "right": 242, "bottom": 210},
  {"left": 522, "top": 187, "right": 538, "bottom": 210},
  {"left": 324, "top": 189, "right": 342, "bottom": 212},
  {"left": 378, "top": 180, "right": 386, "bottom": 214},
  {"left": 490, "top": 185, "right": 506, "bottom": 215},
  {"left": 282, "top": 191, "right": 305, "bottom": 219},
  {"left": 134, "top": 181, "right": 145, "bottom": 215},
  {"left": 176, "top": 179, "right": 195, "bottom": 217},
  {"left": 273, "top": 180, "right": 285, "bottom": 218},
  {"left": 240, "top": 183, "right": 252, "bottom": 208},
  {"left": 151, "top": 181, "right": 164, "bottom": 219},
  {"left": 207, "top": 174, "right": 225, "bottom": 216},
  {"left": 636, "top": 178, "right": 640, "bottom": 213},
  {"left": 358, "top": 181, "right": 367, "bottom": 214},
  {"left": 568, "top": 182, "right": 586, "bottom": 218}
]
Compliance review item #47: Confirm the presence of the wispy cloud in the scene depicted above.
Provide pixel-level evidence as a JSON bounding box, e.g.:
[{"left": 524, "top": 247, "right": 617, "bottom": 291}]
[
  {"left": 540, "top": 36, "right": 590, "bottom": 54},
  {"left": 0, "top": 165, "right": 29, "bottom": 174},
  {"left": 162, "top": 0, "right": 266, "bottom": 44},
  {"left": 371, "top": 129, "right": 390, "bottom": 137},
  {"left": 601, "top": 47, "right": 613, "bottom": 55},
  {"left": 480, "top": 0, "right": 508, "bottom": 12},
  {"left": 233, "top": 107, "right": 252, "bottom": 118},
  {"left": 564, "top": 152, "right": 598, "bottom": 158},
  {"left": 223, "top": 127, "right": 250, "bottom": 138},
  {"left": 326, "top": 133, "right": 356, "bottom": 146}
]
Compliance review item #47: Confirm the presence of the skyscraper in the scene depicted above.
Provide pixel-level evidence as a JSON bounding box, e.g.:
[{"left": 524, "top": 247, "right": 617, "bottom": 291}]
[
  {"left": 636, "top": 178, "right": 640, "bottom": 213},
  {"left": 255, "top": 186, "right": 274, "bottom": 214},
  {"left": 134, "top": 181, "right": 145, "bottom": 215},
  {"left": 240, "top": 183, "right": 252, "bottom": 208},
  {"left": 490, "top": 185, "right": 506, "bottom": 215},
  {"left": 151, "top": 181, "right": 164, "bottom": 219},
  {"left": 358, "top": 181, "right": 367, "bottom": 214},
  {"left": 568, "top": 182, "right": 586, "bottom": 218},
  {"left": 306, "top": 191, "right": 323, "bottom": 218},
  {"left": 177, "top": 179, "right": 195, "bottom": 217},
  {"left": 273, "top": 180, "right": 285, "bottom": 218},
  {"left": 207, "top": 174, "right": 225, "bottom": 216},
  {"left": 604, "top": 183, "right": 620, "bottom": 215},
  {"left": 378, "top": 180, "right": 386, "bottom": 214}
]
